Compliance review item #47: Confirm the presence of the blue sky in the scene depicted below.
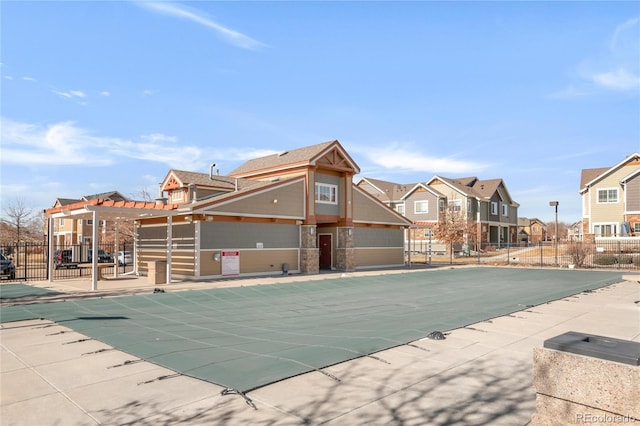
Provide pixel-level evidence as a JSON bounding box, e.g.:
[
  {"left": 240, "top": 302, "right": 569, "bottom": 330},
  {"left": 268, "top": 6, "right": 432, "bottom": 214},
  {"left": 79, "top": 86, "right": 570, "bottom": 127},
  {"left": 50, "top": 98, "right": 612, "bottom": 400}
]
[{"left": 1, "top": 1, "right": 639, "bottom": 224}]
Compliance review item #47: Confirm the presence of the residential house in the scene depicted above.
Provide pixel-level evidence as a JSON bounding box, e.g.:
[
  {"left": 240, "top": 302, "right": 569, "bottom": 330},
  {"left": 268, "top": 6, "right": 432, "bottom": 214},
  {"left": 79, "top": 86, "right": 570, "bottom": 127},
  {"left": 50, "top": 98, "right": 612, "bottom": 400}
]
[
  {"left": 45, "top": 141, "right": 411, "bottom": 280},
  {"left": 49, "top": 191, "right": 129, "bottom": 248},
  {"left": 358, "top": 175, "right": 520, "bottom": 251},
  {"left": 517, "top": 217, "right": 546, "bottom": 245},
  {"left": 579, "top": 152, "right": 640, "bottom": 240}
]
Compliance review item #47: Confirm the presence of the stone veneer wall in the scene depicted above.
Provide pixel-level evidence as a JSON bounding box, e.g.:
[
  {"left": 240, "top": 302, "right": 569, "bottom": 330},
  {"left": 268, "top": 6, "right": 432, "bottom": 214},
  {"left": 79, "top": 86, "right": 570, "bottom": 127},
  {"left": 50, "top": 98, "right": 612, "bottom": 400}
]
[
  {"left": 300, "top": 225, "right": 319, "bottom": 274},
  {"left": 335, "top": 227, "right": 355, "bottom": 272}
]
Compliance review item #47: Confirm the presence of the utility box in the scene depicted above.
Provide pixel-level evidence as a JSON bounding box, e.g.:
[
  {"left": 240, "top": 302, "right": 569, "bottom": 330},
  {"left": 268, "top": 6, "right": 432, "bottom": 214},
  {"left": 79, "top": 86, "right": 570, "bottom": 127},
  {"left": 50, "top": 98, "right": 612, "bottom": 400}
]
[
  {"left": 148, "top": 260, "right": 167, "bottom": 285},
  {"left": 532, "top": 331, "right": 640, "bottom": 425}
]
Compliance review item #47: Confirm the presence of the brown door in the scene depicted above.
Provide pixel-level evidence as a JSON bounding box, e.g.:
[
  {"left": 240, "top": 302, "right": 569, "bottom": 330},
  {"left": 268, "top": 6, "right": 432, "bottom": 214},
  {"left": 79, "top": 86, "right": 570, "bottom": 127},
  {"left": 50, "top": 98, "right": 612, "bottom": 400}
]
[{"left": 319, "top": 234, "right": 332, "bottom": 269}]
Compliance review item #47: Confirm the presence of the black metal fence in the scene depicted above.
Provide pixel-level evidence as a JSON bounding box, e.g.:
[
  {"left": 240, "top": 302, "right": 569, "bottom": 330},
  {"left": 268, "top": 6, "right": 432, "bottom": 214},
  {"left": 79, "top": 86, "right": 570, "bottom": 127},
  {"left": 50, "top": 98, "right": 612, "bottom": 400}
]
[
  {"left": 407, "top": 239, "right": 640, "bottom": 270},
  {"left": 0, "top": 242, "right": 134, "bottom": 283}
]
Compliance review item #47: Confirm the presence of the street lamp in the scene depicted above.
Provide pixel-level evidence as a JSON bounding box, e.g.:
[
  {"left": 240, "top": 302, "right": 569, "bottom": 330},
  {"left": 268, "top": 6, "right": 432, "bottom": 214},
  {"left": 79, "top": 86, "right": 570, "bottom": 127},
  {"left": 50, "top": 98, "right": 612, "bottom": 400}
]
[{"left": 549, "top": 201, "right": 559, "bottom": 265}]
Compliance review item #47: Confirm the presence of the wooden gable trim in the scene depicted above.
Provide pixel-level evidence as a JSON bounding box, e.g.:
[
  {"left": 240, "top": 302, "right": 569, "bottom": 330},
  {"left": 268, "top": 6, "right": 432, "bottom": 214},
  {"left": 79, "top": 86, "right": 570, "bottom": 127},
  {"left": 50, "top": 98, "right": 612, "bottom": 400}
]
[
  {"left": 162, "top": 173, "right": 182, "bottom": 191},
  {"left": 311, "top": 143, "right": 360, "bottom": 174}
]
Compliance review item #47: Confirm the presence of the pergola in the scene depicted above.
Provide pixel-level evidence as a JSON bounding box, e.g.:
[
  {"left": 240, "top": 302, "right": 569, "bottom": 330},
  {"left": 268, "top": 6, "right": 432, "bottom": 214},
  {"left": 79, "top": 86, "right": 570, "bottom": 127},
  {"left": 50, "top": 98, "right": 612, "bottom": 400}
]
[{"left": 44, "top": 199, "right": 177, "bottom": 290}]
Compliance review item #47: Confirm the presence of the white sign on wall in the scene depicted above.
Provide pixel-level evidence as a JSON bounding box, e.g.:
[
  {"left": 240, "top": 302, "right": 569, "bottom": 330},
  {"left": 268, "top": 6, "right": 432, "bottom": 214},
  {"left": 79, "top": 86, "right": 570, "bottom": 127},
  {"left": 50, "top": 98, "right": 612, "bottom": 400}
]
[{"left": 221, "top": 250, "right": 240, "bottom": 276}]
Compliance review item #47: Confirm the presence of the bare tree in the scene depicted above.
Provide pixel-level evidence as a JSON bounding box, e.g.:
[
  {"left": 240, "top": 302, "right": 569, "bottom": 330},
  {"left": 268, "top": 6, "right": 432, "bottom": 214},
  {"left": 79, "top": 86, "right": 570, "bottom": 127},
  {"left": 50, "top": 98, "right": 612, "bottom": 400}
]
[
  {"left": 433, "top": 203, "right": 477, "bottom": 263},
  {"left": 1, "top": 198, "right": 37, "bottom": 244}
]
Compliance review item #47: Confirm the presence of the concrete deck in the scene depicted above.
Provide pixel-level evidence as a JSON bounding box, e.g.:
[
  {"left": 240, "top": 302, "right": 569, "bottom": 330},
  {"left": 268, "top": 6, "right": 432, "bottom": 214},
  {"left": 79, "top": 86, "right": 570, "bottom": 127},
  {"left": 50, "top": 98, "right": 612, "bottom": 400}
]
[{"left": 1, "top": 269, "right": 639, "bottom": 425}]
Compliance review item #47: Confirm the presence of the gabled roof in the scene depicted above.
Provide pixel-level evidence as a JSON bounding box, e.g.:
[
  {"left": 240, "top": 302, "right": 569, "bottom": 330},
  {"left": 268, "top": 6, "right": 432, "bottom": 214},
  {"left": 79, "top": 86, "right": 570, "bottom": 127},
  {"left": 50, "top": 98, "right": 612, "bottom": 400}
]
[
  {"left": 401, "top": 182, "right": 444, "bottom": 201},
  {"left": 52, "top": 191, "right": 129, "bottom": 208},
  {"left": 427, "top": 176, "right": 481, "bottom": 198},
  {"left": 427, "top": 176, "right": 518, "bottom": 206},
  {"left": 82, "top": 191, "right": 128, "bottom": 202},
  {"left": 580, "top": 152, "right": 640, "bottom": 193},
  {"left": 53, "top": 198, "right": 81, "bottom": 207},
  {"left": 161, "top": 169, "right": 240, "bottom": 192},
  {"left": 357, "top": 177, "right": 417, "bottom": 203},
  {"left": 229, "top": 140, "right": 360, "bottom": 178}
]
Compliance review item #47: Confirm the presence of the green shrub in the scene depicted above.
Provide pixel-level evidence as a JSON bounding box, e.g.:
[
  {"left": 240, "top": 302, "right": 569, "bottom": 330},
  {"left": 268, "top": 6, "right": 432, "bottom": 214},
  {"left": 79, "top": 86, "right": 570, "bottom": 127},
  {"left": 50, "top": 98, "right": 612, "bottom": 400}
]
[
  {"left": 617, "top": 255, "right": 634, "bottom": 264},
  {"left": 593, "top": 254, "right": 617, "bottom": 265}
]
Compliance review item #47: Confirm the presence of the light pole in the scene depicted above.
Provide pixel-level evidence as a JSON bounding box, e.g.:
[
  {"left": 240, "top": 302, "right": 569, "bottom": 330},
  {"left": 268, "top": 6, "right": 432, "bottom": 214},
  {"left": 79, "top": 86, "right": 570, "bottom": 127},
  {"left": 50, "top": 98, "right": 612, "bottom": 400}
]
[{"left": 549, "top": 201, "right": 559, "bottom": 265}]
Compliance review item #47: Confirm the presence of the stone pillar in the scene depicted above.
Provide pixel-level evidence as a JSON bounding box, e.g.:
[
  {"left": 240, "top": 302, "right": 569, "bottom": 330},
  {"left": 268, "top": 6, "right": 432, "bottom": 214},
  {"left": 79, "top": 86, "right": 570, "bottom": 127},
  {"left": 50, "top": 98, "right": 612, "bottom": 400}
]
[
  {"left": 532, "top": 332, "right": 640, "bottom": 425},
  {"left": 335, "top": 227, "right": 355, "bottom": 272},
  {"left": 300, "top": 225, "right": 319, "bottom": 274}
]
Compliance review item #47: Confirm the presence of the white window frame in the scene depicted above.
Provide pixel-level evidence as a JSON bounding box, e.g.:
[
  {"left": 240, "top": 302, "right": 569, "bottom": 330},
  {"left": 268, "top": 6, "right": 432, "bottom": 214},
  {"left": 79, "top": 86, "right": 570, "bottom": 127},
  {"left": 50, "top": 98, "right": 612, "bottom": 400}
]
[
  {"left": 502, "top": 204, "right": 508, "bottom": 216},
  {"left": 490, "top": 202, "right": 498, "bottom": 215},
  {"left": 315, "top": 183, "right": 338, "bottom": 204},
  {"left": 172, "top": 190, "right": 184, "bottom": 202},
  {"left": 597, "top": 188, "right": 618, "bottom": 204},
  {"left": 448, "top": 199, "right": 462, "bottom": 212},
  {"left": 414, "top": 200, "right": 428, "bottom": 214},
  {"left": 424, "top": 227, "right": 433, "bottom": 237},
  {"left": 396, "top": 204, "right": 405, "bottom": 215},
  {"left": 593, "top": 223, "right": 618, "bottom": 237}
]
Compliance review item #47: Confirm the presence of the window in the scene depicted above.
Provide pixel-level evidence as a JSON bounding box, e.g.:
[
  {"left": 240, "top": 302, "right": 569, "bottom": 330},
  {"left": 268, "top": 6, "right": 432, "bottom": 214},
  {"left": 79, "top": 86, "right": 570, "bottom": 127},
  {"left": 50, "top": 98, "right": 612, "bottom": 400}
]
[
  {"left": 594, "top": 223, "right": 617, "bottom": 237},
  {"left": 414, "top": 200, "right": 428, "bottom": 214},
  {"left": 424, "top": 228, "right": 433, "bottom": 237},
  {"left": 490, "top": 202, "right": 498, "bottom": 215},
  {"left": 634, "top": 223, "right": 640, "bottom": 233},
  {"left": 396, "top": 204, "right": 405, "bottom": 215},
  {"left": 597, "top": 188, "right": 618, "bottom": 203},
  {"left": 502, "top": 204, "right": 508, "bottom": 216},
  {"left": 172, "top": 191, "right": 184, "bottom": 202},
  {"left": 448, "top": 199, "right": 461, "bottom": 212},
  {"left": 315, "top": 183, "right": 338, "bottom": 204}
]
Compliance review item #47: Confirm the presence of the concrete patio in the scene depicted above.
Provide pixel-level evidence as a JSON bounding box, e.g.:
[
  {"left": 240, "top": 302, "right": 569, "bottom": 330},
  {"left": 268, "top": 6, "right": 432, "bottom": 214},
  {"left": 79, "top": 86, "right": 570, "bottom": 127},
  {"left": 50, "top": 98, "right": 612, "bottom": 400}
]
[{"left": 1, "top": 268, "right": 639, "bottom": 425}]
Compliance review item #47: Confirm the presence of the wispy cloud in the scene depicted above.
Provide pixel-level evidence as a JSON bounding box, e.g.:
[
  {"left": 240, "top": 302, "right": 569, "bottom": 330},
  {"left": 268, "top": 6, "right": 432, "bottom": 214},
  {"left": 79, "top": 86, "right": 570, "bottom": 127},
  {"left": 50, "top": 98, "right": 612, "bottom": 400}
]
[
  {"left": 546, "top": 85, "right": 590, "bottom": 100},
  {"left": 143, "top": 89, "right": 157, "bottom": 96},
  {"left": 352, "top": 142, "right": 491, "bottom": 175},
  {"left": 100, "top": 91, "right": 111, "bottom": 97},
  {"left": 138, "top": 2, "right": 267, "bottom": 50},
  {"left": 1, "top": 117, "right": 207, "bottom": 170},
  {"left": 551, "top": 16, "right": 639, "bottom": 98},
  {"left": 591, "top": 67, "right": 640, "bottom": 91}
]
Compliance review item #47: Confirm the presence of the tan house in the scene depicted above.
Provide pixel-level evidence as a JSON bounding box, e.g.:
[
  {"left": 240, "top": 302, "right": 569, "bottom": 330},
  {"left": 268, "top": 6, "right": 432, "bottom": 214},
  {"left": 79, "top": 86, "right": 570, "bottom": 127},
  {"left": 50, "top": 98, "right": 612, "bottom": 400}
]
[
  {"left": 49, "top": 191, "right": 129, "bottom": 248},
  {"left": 580, "top": 152, "right": 640, "bottom": 239},
  {"left": 45, "top": 141, "right": 411, "bottom": 284},
  {"left": 517, "top": 217, "right": 546, "bottom": 245},
  {"left": 358, "top": 175, "right": 519, "bottom": 250}
]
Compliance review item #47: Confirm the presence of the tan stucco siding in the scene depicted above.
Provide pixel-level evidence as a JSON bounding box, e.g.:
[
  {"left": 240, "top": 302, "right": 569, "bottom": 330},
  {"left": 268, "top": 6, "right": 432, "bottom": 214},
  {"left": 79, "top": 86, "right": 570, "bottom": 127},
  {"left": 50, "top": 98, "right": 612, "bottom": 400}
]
[
  {"left": 199, "top": 249, "right": 299, "bottom": 276},
  {"left": 403, "top": 189, "right": 439, "bottom": 222},
  {"left": 352, "top": 189, "right": 407, "bottom": 224},
  {"left": 355, "top": 248, "right": 404, "bottom": 267},
  {"left": 209, "top": 180, "right": 305, "bottom": 218},
  {"left": 588, "top": 164, "right": 639, "bottom": 224}
]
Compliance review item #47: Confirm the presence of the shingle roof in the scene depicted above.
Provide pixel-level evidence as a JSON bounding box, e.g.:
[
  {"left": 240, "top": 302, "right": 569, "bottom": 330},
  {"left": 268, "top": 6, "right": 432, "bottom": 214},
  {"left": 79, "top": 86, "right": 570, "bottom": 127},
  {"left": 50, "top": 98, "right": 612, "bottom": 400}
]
[
  {"left": 55, "top": 198, "right": 81, "bottom": 207},
  {"left": 229, "top": 140, "right": 344, "bottom": 177},
  {"left": 168, "top": 170, "right": 239, "bottom": 190},
  {"left": 82, "top": 191, "right": 128, "bottom": 201},
  {"left": 580, "top": 167, "right": 609, "bottom": 191}
]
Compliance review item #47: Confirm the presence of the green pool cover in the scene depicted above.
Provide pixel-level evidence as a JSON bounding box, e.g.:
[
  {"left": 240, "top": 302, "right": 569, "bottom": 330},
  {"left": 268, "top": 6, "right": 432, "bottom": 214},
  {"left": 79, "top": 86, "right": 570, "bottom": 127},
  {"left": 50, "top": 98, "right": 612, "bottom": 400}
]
[{"left": 0, "top": 268, "right": 623, "bottom": 393}]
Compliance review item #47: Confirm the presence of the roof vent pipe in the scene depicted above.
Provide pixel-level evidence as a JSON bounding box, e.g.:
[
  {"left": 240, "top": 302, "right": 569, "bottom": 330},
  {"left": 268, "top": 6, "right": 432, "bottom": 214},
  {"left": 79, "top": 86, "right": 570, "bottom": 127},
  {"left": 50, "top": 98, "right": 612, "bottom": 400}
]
[
  {"left": 235, "top": 178, "right": 238, "bottom": 191},
  {"left": 209, "top": 163, "right": 216, "bottom": 181}
]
